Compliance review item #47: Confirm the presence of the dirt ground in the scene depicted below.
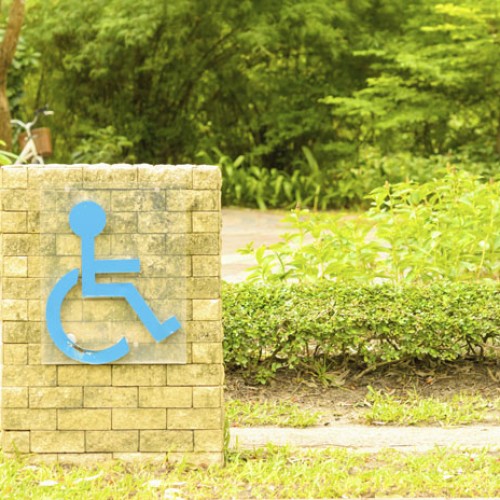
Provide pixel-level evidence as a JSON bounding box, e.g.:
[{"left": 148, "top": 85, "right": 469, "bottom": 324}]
[{"left": 225, "top": 360, "right": 500, "bottom": 425}]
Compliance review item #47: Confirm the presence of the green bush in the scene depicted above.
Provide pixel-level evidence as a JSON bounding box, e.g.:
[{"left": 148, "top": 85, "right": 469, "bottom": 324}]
[
  {"left": 222, "top": 282, "right": 500, "bottom": 383},
  {"left": 242, "top": 170, "right": 500, "bottom": 284}
]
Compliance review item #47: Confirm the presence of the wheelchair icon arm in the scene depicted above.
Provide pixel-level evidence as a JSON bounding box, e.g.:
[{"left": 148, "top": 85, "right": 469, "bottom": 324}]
[{"left": 94, "top": 258, "right": 140, "bottom": 275}]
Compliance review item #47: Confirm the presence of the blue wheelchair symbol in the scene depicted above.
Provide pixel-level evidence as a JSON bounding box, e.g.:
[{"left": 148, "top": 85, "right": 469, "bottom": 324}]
[{"left": 46, "top": 201, "right": 181, "bottom": 364}]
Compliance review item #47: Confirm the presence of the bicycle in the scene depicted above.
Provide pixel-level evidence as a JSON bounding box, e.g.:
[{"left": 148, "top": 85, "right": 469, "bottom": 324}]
[{"left": 11, "top": 106, "right": 54, "bottom": 164}]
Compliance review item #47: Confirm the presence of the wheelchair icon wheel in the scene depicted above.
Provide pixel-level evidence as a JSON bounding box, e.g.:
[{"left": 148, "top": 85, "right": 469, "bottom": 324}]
[{"left": 46, "top": 269, "right": 130, "bottom": 365}]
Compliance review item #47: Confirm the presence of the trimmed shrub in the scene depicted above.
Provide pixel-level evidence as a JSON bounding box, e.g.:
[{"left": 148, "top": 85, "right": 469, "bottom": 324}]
[{"left": 222, "top": 282, "right": 500, "bottom": 383}]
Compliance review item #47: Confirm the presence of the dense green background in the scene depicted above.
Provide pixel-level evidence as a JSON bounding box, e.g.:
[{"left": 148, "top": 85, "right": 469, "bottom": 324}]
[{"left": 7, "top": 0, "right": 500, "bottom": 206}]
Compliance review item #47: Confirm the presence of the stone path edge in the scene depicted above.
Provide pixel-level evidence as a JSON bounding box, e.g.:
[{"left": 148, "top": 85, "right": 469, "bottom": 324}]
[{"left": 230, "top": 424, "right": 500, "bottom": 453}]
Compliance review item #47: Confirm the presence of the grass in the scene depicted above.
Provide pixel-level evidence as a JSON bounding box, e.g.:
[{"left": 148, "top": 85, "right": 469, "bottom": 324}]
[
  {"left": 226, "top": 400, "right": 322, "bottom": 427},
  {"left": 0, "top": 447, "right": 498, "bottom": 498},
  {"left": 363, "top": 387, "right": 500, "bottom": 426}
]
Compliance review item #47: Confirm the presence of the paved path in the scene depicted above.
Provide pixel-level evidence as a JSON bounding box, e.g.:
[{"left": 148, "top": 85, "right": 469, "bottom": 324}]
[
  {"left": 230, "top": 424, "right": 500, "bottom": 453},
  {"left": 221, "top": 208, "right": 287, "bottom": 282}
]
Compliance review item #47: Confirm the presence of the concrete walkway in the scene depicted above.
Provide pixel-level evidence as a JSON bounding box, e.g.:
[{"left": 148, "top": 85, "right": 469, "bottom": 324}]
[
  {"left": 222, "top": 207, "right": 287, "bottom": 282},
  {"left": 230, "top": 424, "right": 500, "bottom": 453}
]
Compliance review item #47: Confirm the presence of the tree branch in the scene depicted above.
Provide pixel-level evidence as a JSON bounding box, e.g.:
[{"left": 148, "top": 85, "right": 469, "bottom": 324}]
[{"left": 0, "top": 0, "right": 26, "bottom": 77}]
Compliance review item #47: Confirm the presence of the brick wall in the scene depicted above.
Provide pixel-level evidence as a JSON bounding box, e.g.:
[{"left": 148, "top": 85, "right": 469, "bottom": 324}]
[{"left": 0, "top": 164, "right": 224, "bottom": 465}]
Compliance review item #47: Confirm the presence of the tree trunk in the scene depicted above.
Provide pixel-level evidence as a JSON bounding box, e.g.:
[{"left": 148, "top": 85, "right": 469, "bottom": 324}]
[
  {"left": 0, "top": 0, "right": 26, "bottom": 150},
  {"left": 496, "top": 112, "right": 500, "bottom": 157}
]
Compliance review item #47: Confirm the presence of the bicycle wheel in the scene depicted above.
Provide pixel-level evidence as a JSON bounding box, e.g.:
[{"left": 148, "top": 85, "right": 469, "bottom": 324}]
[{"left": 30, "top": 155, "right": 44, "bottom": 165}]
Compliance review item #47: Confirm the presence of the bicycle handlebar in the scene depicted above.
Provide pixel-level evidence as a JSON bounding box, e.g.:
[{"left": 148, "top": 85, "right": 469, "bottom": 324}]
[{"left": 11, "top": 106, "right": 54, "bottom": 132}]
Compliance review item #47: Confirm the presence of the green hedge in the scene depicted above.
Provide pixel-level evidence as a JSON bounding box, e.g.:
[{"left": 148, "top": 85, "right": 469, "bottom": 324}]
[{"left": 222, "top": 282, "right": 500, "bottom": 382}]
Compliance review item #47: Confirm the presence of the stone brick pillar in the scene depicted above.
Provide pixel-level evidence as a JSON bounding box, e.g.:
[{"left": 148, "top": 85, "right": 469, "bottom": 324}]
[{"left": 0, "top": 164, "right": 224, "bottom": 465}]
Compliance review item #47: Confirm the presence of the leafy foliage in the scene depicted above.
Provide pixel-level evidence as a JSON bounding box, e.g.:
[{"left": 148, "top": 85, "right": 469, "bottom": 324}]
[
  {"left": 222, "top": 281, "right": 500, "bottom": 383},
  {"left": 242, "top": 170, "right": 500, "bottom": 283},
  {"left": 7, "top": 1, "right": 498, "bottom": 208}
]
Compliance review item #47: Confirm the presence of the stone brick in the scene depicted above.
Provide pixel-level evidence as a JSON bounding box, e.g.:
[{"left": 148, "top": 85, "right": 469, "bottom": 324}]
[
  {"left": 58, "top": 409, "right": 111, "bottom": 430},
  {"left": 139, "top": 387, "right": 192, "bottom": 408},
  {"left": 86, "top": 430, "right": 139, "bottom": 452},
  {"left": 3, "top": 409, "right": 56, "bottom": 430},
  {"left": 168, "top": 408, "right": 222, "bottom": 430},
  {"left": 82, "top": 299, "right": 135, "bottom": 321},
  {"left": 165, "top": 190, "right": 194, "bottom": 211},
  {"left": 3, "top": 256, "right": 28, "bottom": 277},
  {"left": 138, "top": 212, "right": 192, "bottom": 234},
  {"left": 21, "top": 454, "right": 59, "bottom": 464},
  {"left": 186, "top": 321, "right": 223, "bottom": 342},
  {"left": 36, "top": 256, "right": 80, "bottom": 277},
  {"left": 2, "top": 387, "right": 28, "bottom": 408},
  {"left": 56, "top": 454, "right": 112, "bottom": 466},
  {"left": 27, "top": 255, "right": 42, "bottom": 276},
  {"left": 29, "top": 387, "right": 82, "bottom": 408},
  {"left": 1, "top": 299, "right": 27, "bottom": 320},
  {"left": 194, "top": 430, "right": 224, "bottom": 452},
  {"left": 112, "top": 365, "right": 166, "bottom": 386},
  {"left": 192, "top": 234, "right": 219, "bottom": 255},
  {"left": 104, "top": 211, "right": 138, "bottom": 234},
  {"left": 3, "top": 365, "right": 57, "bottom": 387},
  {"left": 140, "top": 430, "right": 193, "bottom": 452},
  {"left": 140, "top": 256, "right": 191, "bottom": 278},
  {"left": 138, "top": 165, "right": 192, "bottom": 189},
  {"left": 193, "top": 166, "right": 221, "bottom": 190},
  {"left": 1, "top": 189, "right": 28, "bottom": 210},
  {"left": 3, "top": 234, "right": 39, "bottom": 255},
  {"left": 2, "top": 211, "right": 27, "bottom": 233},
  {"left": 192, "top": 299, "right": 221, "bottom": 320},
  {"left": 26, "top": 278, "right": 42, "bottom": 298},
  {"left": 39, "top": 212, "right": 67, "bottom": 233},
  {"left": 60, "top": 299, "right": 83, "bottom": 322},
  {"left": 193, "top": 387, "right": 223, "bottom": 408},
  {"left": 28, "top": 166, "right": 83, "bottom": 188},
  {"left": 82, "top": 165, "right": 137, "bottom": 188},
  {"left": 2, "top": 167, "right": 28, "bottom": 188},
  {"left": 110, "top": 234, "right": 166, "bottom": 255},
  {"left": 28, "top": 344, "right": 41, "bottom": 364},
  {"left": 3, "top": 343, "right": 28, "bottom": 364},
  {"left": 54, "top": 234, "right": 109, "bottom": 256},
  {"left": 168, "top": 364, "right": 223, "bottom": 386},
  {"left": 166, "top": 190, "right": 221, "bottom": 213},
  {"left": 55, "top": 234, "right": 79, "bottom": 255},
  {"left": 192, "top": 343, "right": 223, "bottom": 364},
  {"left": 2, "top": 321, "right": 28, "bottom": 343},
  {"left": 84, "top": 387, "right": 138, "bottom": 408},
  {"left": 55, "top": 190, "right": 111, "bottom": 212},
  {"left": 192, "top": 255, "right": 220, "bottom": 277},
  {"left": 40, "top": 234, "right": 56, "bottom": 255},
  {"left": 188, "top": 278, "right": 220, "bottom": 298},
  {"left": 112, "top": 452, "right": 167, "bottom": 462},
  {"left": 166, "top": 452, "right": 224, "bottom": 466},
  {"left": 58, "top": 365, "right": 112, "bottom": 386},
  {"left": 192, "top": 211, "right": 220, "bottom": 233},
  {"left": 27, "top": 322, "right": 42, "bottom": 343},
  {"left": 27, "top": 211, "right": 40, "bottom": 233},
  {"left": 31, "top": 431, "right": 85, "bottom": 453},
  {"left": 165, "top": 234, "right": 192, "bottom": 254},
  {"left": 2, "top": 277, "right": 27, "bottom": 298},
  {"left": 2, "top": 431, "right": 30, "bottom": 453},
  {"left": 28, "top": 299, "right": 42, "bottom": 321},
  {"left": 112, "top": 409, "right": 166, "bottom": 430},
  {"left": 111, "top": 190, "right": 165, "bottom": 212},
  {"left": 192, "top": 191, "right": 220, "bottom": 211}
]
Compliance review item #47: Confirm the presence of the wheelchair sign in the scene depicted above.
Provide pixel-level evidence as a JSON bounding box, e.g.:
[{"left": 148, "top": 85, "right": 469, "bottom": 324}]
[{"left": 45, "top": 201, "right": 181, "bottom": 365}]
